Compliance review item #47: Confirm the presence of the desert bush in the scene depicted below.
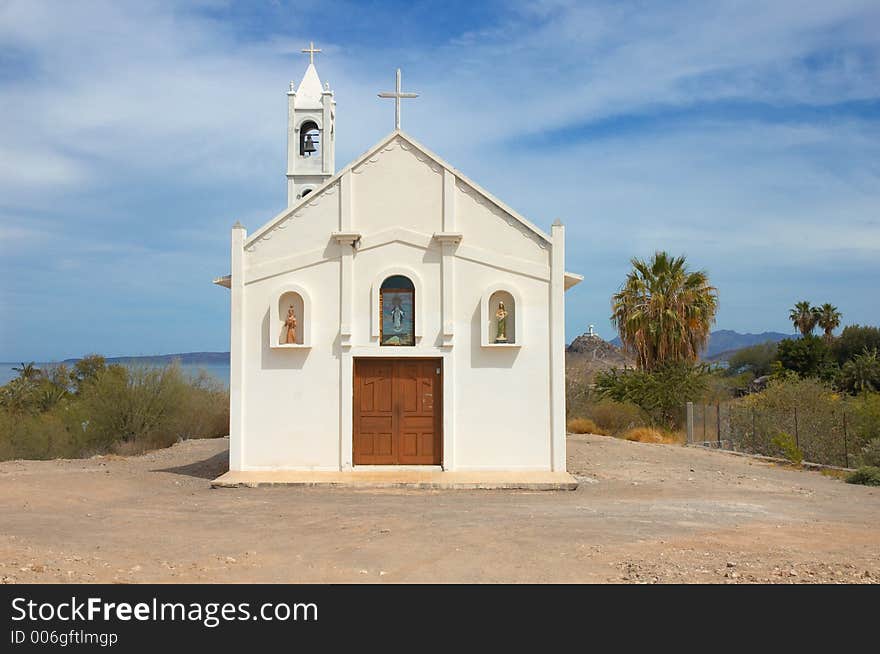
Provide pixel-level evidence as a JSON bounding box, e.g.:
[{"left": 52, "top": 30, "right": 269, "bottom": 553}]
[
  {"left": 622, "top": 427, "right": 665, "bottom": 444},
  {"left": 0, "top": 361, "right": 229, "bottom": 461},
  {"left": 566, "top": 418, "right": 606, "bottom": 435},
  {"left": 728, "top": 376, "right": 847, "bottom": 465},
  {"left": 771, "top": 431, "right": 804, "bottom": 464},
  {"left": 727, "top": 341, "right": 778, "bottom": 377},
  {"left": 0, "top": 407, "right": 84, "bottom": 460},
  {"left": 846, "top": 466, "right": 880, "bottom": 487},
  {"left": 842, "top": 392, "right": 879, "bottom": 457},
  {"left": 586, "top": 399, "right": 645, "bottom": 434},
  {"left": 860, "top": 439, "right": 880, "bottom": 467},
  {"left": 594, "top": 362, "right": 708, "bottom": 428},
  {"left": 565, "top": 378, "right": 594, "bottom": 421},
  {"left": 77, "top": 364, "right": 229, "bottom": 455}
]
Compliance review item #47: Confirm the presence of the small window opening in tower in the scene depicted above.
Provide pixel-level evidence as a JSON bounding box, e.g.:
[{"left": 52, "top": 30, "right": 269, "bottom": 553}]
[
  {"left": 300, "top": 121, "right": 321, "bottom": 157},
  {"left": 301, "top": 189, "right": 313, "bottom": 198}
]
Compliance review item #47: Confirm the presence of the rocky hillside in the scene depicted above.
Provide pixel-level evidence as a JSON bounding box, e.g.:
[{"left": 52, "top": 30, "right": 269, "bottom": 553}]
[{"left": 566, "top": 331, "right": 633, "bottom": 385}]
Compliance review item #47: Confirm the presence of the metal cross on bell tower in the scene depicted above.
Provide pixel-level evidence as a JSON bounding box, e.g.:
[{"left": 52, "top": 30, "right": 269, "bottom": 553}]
[
  {"left": 378, "top": 68, "right": 419, "bottom": 130},
  {"left": 301, "top": 41, "right": 322, "bottom": 65}
]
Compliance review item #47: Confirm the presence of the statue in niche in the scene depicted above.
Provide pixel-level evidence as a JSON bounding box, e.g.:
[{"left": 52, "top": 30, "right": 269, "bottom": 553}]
[
  {"left": 283, "top": 305, "right": 298, "bottom": 344},
  {"left": 494, "top": 301, "right": 509, "bottom": 343}
]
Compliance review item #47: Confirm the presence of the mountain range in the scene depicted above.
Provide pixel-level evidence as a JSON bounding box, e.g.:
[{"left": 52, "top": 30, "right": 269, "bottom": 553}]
[{"left": 609, "top": 329, "right": 790, "bottom": 359}]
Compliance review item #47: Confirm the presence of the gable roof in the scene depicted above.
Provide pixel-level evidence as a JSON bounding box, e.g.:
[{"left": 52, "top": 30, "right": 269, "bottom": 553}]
[{"left": 245, "top": 129, "right": 552, "bottom": 249}]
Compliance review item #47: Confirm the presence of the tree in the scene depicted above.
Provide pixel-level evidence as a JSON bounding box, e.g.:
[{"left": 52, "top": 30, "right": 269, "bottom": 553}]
[
  {"left": 789, "top": 301, "right": 819, "bottom": 337},
  {"left": 775, "top": 335, "right": 837, "bottom": 380},
  {"left": 72, "top": 354, "right": 107, "bottom": 393},
  {"left": 594, "top": 362, "right": 709, "bottom": 428},
  {"left": 816, "top": 303, "right": 842, "bottom": 343},
  {"left": 840, "top": 348, "right": 880, "bottom": 395},
  {"left": 611, "top": 251, "right": 718, "bottom": 370},
  {"left": 832, "top": 325, "right": 880, "bottom": 365},
  {"left": 726, "top": 341, "right": 778, "bottom": 377}
]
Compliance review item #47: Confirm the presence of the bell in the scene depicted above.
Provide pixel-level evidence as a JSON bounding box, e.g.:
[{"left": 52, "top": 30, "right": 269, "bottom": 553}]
[{"left": 303, "top": 134, "right": 317, "bottom": 154}]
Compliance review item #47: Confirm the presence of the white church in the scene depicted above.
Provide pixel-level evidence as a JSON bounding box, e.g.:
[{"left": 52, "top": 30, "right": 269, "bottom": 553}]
[{"left": 214, "top": 45, "right": 582, "bottom": 487}]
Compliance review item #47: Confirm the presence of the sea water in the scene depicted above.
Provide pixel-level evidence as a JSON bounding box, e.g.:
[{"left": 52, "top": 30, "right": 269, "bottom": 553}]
[{"left": 0, "top": 362, "right": 231, "bottom": 388}]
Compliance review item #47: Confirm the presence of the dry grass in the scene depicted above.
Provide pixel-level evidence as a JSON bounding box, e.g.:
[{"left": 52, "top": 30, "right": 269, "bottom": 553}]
[
  {"left": 566, "top": 417, "right": 607, "bottom": 435},
  {"left": 622, "top": 427, "right": 684, "bottom": 445}
]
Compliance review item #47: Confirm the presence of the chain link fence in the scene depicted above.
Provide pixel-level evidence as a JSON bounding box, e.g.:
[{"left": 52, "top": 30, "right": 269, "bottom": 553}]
[{"left": 687, "top": 401, "right": 857, "bottom": 468}]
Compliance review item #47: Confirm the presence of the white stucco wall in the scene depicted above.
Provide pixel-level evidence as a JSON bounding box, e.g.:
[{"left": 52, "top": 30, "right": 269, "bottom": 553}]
[
  {"left": 231, "top": 132, "right": 566, "bottom": 472},
  {"left": 240, "top": 261, "right": 341, "bottom": 470}
]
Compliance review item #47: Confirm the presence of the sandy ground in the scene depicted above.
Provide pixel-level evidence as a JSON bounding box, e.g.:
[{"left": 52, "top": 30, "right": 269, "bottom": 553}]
[{"left": 0, "top": 434, "right": 878, "bottom": 584}]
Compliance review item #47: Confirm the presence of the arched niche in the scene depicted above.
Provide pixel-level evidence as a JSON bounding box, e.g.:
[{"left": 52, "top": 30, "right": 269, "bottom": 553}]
[
  {"left": 481, "top": 285, "right": 522, "bottom": 347},
  {"left": 270, "top": 284, "right": 312, "bottom": 349},
  {"left": 298, "top": 119, "right": 321, "bottom": 158},
  {"left": 371, "top": 267, "right": 424, "bottom": 343}
]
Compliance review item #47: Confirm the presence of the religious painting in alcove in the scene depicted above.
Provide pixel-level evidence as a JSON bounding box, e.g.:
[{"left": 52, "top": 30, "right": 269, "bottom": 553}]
[{"left": 380, "top": 275, "right": 415, "bottom": 346}]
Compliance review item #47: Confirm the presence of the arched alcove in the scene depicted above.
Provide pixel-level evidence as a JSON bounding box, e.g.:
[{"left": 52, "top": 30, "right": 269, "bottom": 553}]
[
  {"left": 371, "top": 267, "right": 424, "bottom": 343},
  {"left": 480, "top": 285, "right": 523, "bottom": 347},
  {"left": 270, "top": 284, "right": 312, "bottom": 349},
  {"left": 299, "top": 120, "right": 321, "bottom": 158}
]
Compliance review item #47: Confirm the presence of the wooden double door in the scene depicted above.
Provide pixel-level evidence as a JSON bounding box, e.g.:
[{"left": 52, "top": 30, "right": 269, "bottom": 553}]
[{"left": 353, "top": 358, "right": 442, "bottom": 465}]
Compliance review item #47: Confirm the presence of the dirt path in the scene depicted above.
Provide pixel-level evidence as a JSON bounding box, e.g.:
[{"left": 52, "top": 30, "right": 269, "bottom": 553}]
[{"left": 0, "top": 434, "right": 877, "bottom": 583}]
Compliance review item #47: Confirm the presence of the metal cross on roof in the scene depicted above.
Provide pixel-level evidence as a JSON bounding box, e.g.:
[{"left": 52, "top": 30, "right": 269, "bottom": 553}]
[
  {"left": 378, "top": 68, "right": 419, "bottom": 130},
  {"left": 301, "top": 41, "right": 322, "bottom": 65}
]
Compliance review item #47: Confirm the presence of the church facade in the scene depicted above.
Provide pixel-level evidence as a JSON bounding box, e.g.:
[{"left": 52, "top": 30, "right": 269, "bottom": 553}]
[{"left": 217, "top": 55, "right": 582, "bottom": 474}]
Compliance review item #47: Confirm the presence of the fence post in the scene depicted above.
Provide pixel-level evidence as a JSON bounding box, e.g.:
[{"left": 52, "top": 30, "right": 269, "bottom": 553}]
[
  {"left": 716, "top": 402, "right": 722, "bottom": 446},
  {"left": 843, "top": 410, "right": 849, "bottom": 468},
  {"left": 686, "top": 402, "right": 694, "bottom": 444},
  {"left": 794, "top": 405, "right": 799, "bottom": 449}
]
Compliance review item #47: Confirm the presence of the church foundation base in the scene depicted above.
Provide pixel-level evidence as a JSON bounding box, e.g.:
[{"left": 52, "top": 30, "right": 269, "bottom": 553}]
[{"left": 211, "top": 469, "right": 578, "bottom": 490}]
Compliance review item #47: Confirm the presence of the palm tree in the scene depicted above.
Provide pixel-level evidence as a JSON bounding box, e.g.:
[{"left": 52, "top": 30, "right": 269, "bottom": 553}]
[
  {"left": 816, "top": 303, "right": 841, "bottom": 342},
  {"left": 841, "top": 348, "right": 880, "bottom": 395},
  {"left": 611, "top": 251, "right": 718, "bottom": 370},
  {"left": 789, "top": 301, "right": 819, "bottom": 337}
]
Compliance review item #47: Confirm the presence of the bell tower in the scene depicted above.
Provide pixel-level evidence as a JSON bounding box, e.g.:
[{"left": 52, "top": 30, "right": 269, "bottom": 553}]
[{"left": 286, "top": 42, "right": 335, "bottom": 206}]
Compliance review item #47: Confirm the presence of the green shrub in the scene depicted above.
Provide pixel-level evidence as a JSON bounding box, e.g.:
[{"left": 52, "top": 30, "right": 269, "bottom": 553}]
[
  {"left": 771, "top": 431, "right": 803, "bottom": 464},
  {"left": 832, "top": 325, "right": 880, "bottom": 366},
  {"left": 860, "top": 439, "right": 880, "bottom": 467},
  {"left": 727, "top": 341, "right": 778, "bottom": 377},
  {"left": 0, "top": 361, "right": 229, "bottom": 461},
  {"left": 840, "top": 348, "right": 880, "bottom": 395},
  {"left": 594, "top": 362, "right": 708, "bottom": 428},
  {"left": 845, "top": 466, "right": 880, "bottom": 487},
  {"left": 847, "top": 393, "right": 880, "bottom": 455}
]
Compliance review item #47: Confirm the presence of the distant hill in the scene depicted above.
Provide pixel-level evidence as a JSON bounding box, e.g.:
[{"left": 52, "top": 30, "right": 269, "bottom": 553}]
[
  {"left": 566, "top": 332, "right": 633, "bottom": 385},
  {"left": 609, "top": 329, "right": 789, "bottom": 359},
  {"left": 61, "top": 352, "right": 230, "bottom": 366}
]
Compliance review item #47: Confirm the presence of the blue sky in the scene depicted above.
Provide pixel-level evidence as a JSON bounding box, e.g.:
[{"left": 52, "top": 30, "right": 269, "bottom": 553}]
[{"left": 1, "top": 0, "right": 878, "bottom": 361}]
